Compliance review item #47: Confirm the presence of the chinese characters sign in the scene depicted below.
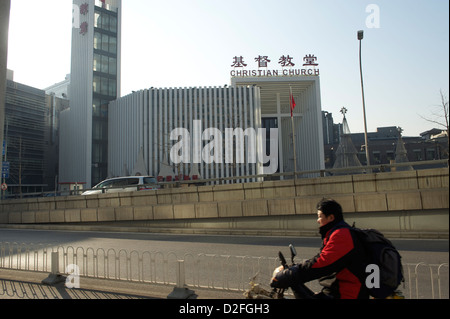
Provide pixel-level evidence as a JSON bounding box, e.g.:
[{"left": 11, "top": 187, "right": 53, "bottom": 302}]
[
  {"left": 231, "top": 54, "right": 320, "bottom": 78},
  {"left": 231, "top": 56, "right": 247, "bottom": 68},
  {"left": 79, "top": 3, "right": 89, "bottom": 35}
]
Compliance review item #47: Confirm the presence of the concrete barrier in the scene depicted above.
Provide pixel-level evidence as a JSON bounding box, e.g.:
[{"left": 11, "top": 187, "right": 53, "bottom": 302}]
[{"left": 0, "top": 168, "right": 448, "bottom": 238}]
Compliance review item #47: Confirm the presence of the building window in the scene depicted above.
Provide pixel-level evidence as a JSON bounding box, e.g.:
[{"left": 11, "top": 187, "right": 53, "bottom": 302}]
[
  {"left": 386, "top": 151, "right": 395, "bottom": 161},
  {"left": 94, "top": 9, "right": 117, "bottom": 33},
  {"left": 426, "top": 148, "right": 436, "bottom": 160},
  {"left": 93, "top": 54, "right": 100, "bottom": 72},
  {"left": 100, "top": 77, "right": 108, "bottom": 96},
  {"left": 93, "top": 76, "right": 116, "bottom": 98},
  {"left": 94, "top": 54, "right": 116, "bottom": 76},
  {"left": 108, "top": 79, "right": 116, "bottom": 97},
  {"left": 108, "top": 57, "right": 117, "bottom": 75},
  {"left": 109, "top": 35, "right": 117, "bottom": 54},
  {"left": 413, "top": 149, "right": 423, "bottom": 161},
  {"left": 102, "top": 34, "right": 109, "bottom": 52},
  {"left": 94, "top": 32, "right": 102, "bottom": 50},
  {"left": 373, "top": 151, "right": 381, "bottom": 164},
  {"left": 93, "top": 31, "right": 117, "bottom": 55},
  {"left": 93, "top": 76, "right": 100, "bottom": 94},
  {"left": 94, "top": 12, "right": 100, "bottom": 28},
  {"left": 109, "top": 16, "right": 117, "bottom": 33}
]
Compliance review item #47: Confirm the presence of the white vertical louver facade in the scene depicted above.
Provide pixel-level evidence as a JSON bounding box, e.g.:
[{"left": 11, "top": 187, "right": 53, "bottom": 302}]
[{"left": 108, "top": 86, "right": 263, "bottom": 183}]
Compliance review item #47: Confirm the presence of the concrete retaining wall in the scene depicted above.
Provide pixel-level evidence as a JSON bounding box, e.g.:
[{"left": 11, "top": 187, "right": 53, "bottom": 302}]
[{"left": 1, "top": 168, "right": 448, "bottom": 238}]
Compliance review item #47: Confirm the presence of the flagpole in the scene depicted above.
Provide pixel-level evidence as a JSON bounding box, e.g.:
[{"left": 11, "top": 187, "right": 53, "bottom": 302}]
[{"left": 290, "top": 86, "right": 297, "bottom": 179}]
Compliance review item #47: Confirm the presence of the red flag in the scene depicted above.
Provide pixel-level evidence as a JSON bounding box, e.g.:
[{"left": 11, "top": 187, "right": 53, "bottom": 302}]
[
  {"left": 100, "top": 0, "right": 106, "bottom": 8},
  {"left": 290, "top": 89, "right": 296, "bottom": 117}
]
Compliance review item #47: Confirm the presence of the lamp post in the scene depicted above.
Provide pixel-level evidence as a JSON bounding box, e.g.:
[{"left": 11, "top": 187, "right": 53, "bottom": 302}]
[{"left": 358, "top": 30, "right": 371, "bottom": 166}]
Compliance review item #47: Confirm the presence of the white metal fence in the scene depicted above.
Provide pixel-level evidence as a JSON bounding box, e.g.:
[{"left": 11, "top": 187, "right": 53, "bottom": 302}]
[{"left": 1, "top": 242, "right": 448, "bottom": 299}]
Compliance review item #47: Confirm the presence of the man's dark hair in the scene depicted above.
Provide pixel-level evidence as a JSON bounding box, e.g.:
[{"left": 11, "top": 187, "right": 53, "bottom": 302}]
[{"left": 317, "top": 199, "right": 344, "bottom": 222}]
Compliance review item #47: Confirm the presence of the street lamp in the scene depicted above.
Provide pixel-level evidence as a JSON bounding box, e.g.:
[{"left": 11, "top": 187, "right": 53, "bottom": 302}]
[{"left": 358, "top": 30, "right": 371, "bottom": 166}]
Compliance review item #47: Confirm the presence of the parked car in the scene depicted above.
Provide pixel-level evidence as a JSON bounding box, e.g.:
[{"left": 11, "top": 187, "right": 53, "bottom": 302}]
[{"left": 81, "top": 176, "right": 160, "bottom": 195}]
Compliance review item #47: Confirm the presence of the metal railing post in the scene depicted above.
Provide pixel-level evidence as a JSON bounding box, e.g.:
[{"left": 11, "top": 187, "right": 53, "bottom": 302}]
[
  {"left": 41, "top": 251, "right": 65, "bottom": 286},
  {"left": 167, "top": 260, "right": 197, "bottom": 299},
  {"left": 176, "top": 260, "right": 186, "bottom": 288}
]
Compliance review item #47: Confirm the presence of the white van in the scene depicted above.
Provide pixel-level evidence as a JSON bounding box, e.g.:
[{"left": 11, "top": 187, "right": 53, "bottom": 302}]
[{"left": 82, "top": 176, "right": 160, "bottom": 195}]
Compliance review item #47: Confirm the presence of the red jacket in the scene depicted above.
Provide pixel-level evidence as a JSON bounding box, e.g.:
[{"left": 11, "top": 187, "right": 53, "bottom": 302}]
[{"left": 294, "top": 221, "right": 369, "bottom": 299}]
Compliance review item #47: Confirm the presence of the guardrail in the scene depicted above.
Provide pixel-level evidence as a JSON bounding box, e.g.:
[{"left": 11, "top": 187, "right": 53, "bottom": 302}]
[
  {"left": 3, "top": 159, "right": 448, "bottom": 200},
  {"left": 0, "top": 242, "right": 448, "bottom": 299}
]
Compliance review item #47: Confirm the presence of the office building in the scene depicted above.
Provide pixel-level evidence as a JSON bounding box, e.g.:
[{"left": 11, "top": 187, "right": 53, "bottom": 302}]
[
  {"left": 59, "top": 0, "right": 121, "bottom": 190},
  {"left": 3, "top": 76, "right": 46, "bottom": 195}
]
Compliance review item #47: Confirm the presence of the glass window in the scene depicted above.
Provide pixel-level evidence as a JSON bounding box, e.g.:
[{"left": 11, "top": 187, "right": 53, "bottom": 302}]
[
  {"left": 93, "top": 104, "right": 99, "bottom": 117},
  {"left": 93, "top": 142, "right": 107, "bottom": 163},
  {"left": 109, "top": 57, "right": 116, "bottom": 75},
  {"left": 101, "top": 14, "right": 110, "bottom": 31},
  {"left": 144, "top": 177, "right": 157, "bottom": 184},
  {"left": 93, "top": 121, "right": 101, "bottom": 139},
  {"left": 93, "top": 76, "right": 101, "bottom": 93},
  {"left": 94, "top": 180, "right": 113, "bottom": 189},
  {"left": 109, "top": 36, "right": 117, "bottom": 54},
  {"left": 413, "top": 149, "right": 422, "bottom": 161},
  {"left": 127, "top": 178, "right": 140, "bottom": 186},
  {"left": 111, "top": 178, "right": 136, "bottom": 188},
  {"left": 110, "top": 16, "right": 117, "bottom": 32},
  {"left": 92, "top": 145, "right": 103, "bottom": 164},
  {"left": 100, "top": 103, "right": 108, "bottom": 118},
  {"left": 373, "top": 151, "right": 381, "bottom": 164},
  {"left": 101, "top": 55, "right": 109, "bottom": 73},
  {"left": 102, "top": 34, "right": 109, "bottom": 52},
  {"left": 93, "top": 53, "right": 101, "bottom": 71},
  {"left": 93, "top": 98, "right": 101, "bottom": 116},
  {"left": 94, "top": 12, "right": 101, "bottom": 28},
  {"left": 101, "top": 77, "right": 108, "bottom": 95},
  {"left": 426, "top": 148, "right": 436, "bottom": 160},
  {"left": 94, "top": 32, "right": 102, "bottom": 50},
  {"left": 108, "top": 79, "right": 116, "bottom": 97},
  {"left": 386, "top": 151, "right": 395, "bottom": 161}
]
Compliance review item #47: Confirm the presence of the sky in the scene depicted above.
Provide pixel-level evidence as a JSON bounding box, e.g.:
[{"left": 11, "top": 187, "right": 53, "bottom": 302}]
[{"left": 6, "top": 0, "right": 450, "bottom": 137}]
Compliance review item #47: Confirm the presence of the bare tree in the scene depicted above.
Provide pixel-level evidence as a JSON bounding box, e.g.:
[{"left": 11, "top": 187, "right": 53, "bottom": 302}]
[{"left": 420, "top": 90, "right": 449, "bottom": 159}]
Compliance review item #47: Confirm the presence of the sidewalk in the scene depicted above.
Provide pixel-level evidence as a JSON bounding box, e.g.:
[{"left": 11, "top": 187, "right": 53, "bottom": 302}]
[{"left": 0, "top": 269, "right": 244, "bottom": 300}]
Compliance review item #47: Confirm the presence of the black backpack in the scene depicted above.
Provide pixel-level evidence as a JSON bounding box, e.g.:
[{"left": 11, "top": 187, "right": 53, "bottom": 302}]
[{"left": 352, "top": 227, "right": 404, "bottom": 299}]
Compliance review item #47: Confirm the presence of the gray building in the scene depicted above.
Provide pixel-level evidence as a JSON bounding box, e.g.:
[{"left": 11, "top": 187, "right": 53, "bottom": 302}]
[
  {"left": 44, "top": 94, "right": 69, "bottom": 192},
  {"left": 59, "top": 0, "right": 122, "bottom": 190},
  {"left": 3, "top": 78, "right": 46, "bottom": 196},
  {"left": 322, "top": 111, "right": 449, "bottom": 170}
]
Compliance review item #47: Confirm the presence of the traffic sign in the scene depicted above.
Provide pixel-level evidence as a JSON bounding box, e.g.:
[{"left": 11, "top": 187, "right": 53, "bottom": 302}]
[
  {"left": 1, "top": 183, "right": 7, "bottom": 191},
  {"left": 2, "top": 162, "right": 10, "bottom": 179}
]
